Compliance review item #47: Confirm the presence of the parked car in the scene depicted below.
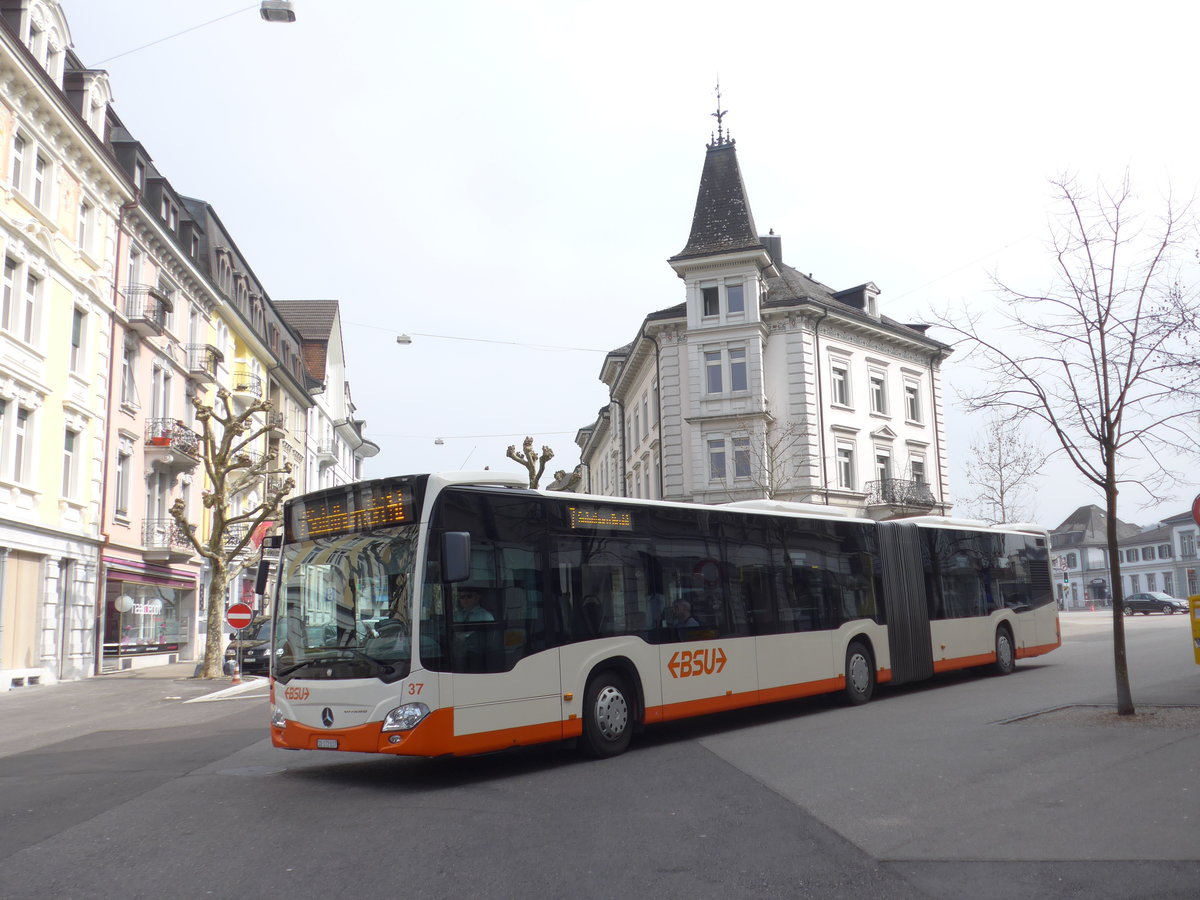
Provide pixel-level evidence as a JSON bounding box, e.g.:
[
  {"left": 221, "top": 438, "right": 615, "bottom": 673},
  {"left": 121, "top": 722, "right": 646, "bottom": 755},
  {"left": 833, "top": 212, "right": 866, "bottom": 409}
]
[
  {"left": 1123, "top": 592, "right": 1188, "bottom": 615},
  {"left": 224, "top": 616, "right": 273, "bottom": 674}
]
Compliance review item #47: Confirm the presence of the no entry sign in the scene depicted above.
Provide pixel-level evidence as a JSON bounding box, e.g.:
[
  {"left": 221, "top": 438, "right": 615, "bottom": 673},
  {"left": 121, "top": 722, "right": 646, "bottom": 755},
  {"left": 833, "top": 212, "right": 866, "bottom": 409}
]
[{"left": 226, "top": 602, "right": 254, "bottom": 629}]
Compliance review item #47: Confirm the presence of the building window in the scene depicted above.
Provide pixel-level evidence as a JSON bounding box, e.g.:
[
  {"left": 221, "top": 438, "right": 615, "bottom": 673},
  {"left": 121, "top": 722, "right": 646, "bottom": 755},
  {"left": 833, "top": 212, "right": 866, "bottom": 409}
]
[
  {"left": 831, "top": 361, "right": 850, "bottom": 407},
  {"left": 1146, "top": 573, "right": 1156, "bottom": 591},
  {"left": 127, "top": 246, "right": 142, "bottom": 290},
  {"left": 115, "top": 449, "right": 131, "bottom": 517},
  {"left": 702, "top": 285, "right": 719, "bottom": 317},
  {"left": 1, "top": 256, "right": 15, "bottom": 331},
  {"left": 120, "top": 343, "right": 136, "bottom": 405},
  {"left": 1163, "top": 572, "right": 1174, "bottom": 595},
  {"left": 836, "top": 444, "right": 855, "bottom": 489},
  {"left": 1065, "top": 552, "right": 1077, "bottom": 568},
  {"left": 62, "top": 429, "right": 78, "bottom": 497},
  {"left": 705, "top": 351, "right": 722, "bottom": 393},
  {"left": 1141, "top": 547, "right": 1153, "bottom": 561},
  {"left": 12, "top": 405, "right": 31, "bottom": 482},
  {"left": 726, "top": 282, "right": 744, "bottom": 314},
  {"left": 134, "top": 159, "right": 146, "bottom": 190},
  {"left": 905, "top": 382, "right": 922, "bottom": 423},
  {"left": 869, "top": 371, "right": 887, "bottom": 415},
  {"left": 70, "top": 307, "right": 86, "bottom": 373},
  {"left": 10, "top": 133, "right": 25, "bottom": 188},
  {"left": 910, "top": 457, "right": 926, "bottom": 483},
  {"left": 732, "top": 437, "right": 751, "bottom": 479},
  {"left": 875, "top": 450, "right": 891, "bottom": 482},
  {"left": 708, "top": 439, "right": 726, "bottom": 481},
  {"left": 1129, "top": 574, "right": 1140, "bottom": 592},
  {"left": 22, "top": 272, "right": 40, "bottom": 344},
  {"left": 78, "top": 199, "right": 93, "bottom": 252},
  {"left": 1182, "top": 532, "right": 1196, "bottom": 557},
  {"left": 32, "top": 153, "right": 48, "bottom": 207},
  {"left": 1158, "top": 544, "right": 1172, "bottom": 559},
  {"left": 729, "top": 347, "right": 747, "bottom": 392}
]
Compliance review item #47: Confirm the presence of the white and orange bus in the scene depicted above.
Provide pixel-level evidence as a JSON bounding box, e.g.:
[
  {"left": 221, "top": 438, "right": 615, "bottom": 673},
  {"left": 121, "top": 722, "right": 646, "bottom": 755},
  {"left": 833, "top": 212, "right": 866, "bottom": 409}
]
[{"left": 268, "top": 472, "right": 1059, "bottom": 758}]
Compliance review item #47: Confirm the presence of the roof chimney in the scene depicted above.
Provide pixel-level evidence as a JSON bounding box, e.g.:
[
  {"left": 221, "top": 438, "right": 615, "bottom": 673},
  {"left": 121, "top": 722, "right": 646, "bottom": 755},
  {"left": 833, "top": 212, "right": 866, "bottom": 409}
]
[{"left": 760, "top": 230, "right": 782, "bottom": 266}]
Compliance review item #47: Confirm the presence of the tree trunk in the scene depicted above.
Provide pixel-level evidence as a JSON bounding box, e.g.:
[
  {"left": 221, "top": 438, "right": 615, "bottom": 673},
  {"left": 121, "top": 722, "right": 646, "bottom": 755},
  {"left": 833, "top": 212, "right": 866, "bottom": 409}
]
[
  {"left": 1105, "top": 482, "right": 1135, "bottom": 715},
  {"left": 199, "top": 563, "right": 228, "bottom": 679}
]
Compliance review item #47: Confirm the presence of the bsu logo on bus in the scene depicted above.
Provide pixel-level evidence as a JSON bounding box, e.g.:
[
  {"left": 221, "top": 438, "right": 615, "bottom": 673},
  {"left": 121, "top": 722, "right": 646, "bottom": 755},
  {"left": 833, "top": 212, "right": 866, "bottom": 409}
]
[{"left": 667, "top": 647, "right": 728, "bottom": 678}]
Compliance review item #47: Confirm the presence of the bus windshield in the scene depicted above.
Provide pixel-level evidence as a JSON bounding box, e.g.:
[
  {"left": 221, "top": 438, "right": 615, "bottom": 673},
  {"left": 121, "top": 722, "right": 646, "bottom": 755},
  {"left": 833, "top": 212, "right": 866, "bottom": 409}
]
[{"left": 273, "top": 525, "right": 419, "bottom": 683}]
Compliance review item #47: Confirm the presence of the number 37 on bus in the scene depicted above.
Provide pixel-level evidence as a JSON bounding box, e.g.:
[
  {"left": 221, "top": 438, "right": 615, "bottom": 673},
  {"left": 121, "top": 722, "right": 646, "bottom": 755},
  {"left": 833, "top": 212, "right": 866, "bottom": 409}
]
[{"left": 266, "top": 472, "right": 1060, "bottom": 758}]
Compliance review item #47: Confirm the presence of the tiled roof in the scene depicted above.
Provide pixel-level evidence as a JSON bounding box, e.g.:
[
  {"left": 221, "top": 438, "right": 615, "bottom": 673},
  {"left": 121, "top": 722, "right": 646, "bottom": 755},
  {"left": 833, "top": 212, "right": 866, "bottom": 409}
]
[
  {"left": 670, "top": 142, "right": 763, "bottom": 262},
  {"left": 276, "top": 299, "right": 339, "bottom": 382}
]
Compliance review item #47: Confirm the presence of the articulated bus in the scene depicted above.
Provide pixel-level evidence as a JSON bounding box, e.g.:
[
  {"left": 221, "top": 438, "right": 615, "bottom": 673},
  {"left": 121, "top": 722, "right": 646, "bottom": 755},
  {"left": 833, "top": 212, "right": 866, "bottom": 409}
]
[{"left": 268, "top": 472, "right": 1060, "bottom": 758}]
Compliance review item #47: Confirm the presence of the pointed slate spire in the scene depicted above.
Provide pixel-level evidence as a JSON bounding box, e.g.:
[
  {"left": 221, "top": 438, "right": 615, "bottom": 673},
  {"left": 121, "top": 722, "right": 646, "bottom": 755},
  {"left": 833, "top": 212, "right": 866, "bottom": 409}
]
[{"left": 670, "top": 138, "right": 763, "bottom": 263}]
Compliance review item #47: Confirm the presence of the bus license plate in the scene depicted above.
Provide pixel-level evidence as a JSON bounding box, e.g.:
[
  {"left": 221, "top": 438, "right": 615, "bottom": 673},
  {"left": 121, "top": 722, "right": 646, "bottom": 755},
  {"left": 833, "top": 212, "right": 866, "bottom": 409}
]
[{"left": 316, "top": 738, "right": 338, "bottom": 749}]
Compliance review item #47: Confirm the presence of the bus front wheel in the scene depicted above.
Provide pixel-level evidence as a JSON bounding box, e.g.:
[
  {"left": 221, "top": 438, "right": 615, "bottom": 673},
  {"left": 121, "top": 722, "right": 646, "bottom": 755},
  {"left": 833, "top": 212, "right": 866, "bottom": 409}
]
[
  {"left": 844, "top": 641, "right": 874, "bottom": 705},
  {"left": 580, "top": 670, "right": 633, "bottom": 758},
  {"left": 993, "top": 626, "right": 1016, "bottom": 676}
]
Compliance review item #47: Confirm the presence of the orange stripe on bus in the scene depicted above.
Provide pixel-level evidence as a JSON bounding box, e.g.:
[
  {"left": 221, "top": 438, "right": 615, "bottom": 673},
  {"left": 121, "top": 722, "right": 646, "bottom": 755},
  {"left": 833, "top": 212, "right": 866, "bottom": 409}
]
[
  {"left": 1017, "top": 639, "right": 1060, "bottom": 659},
  {"left": 272, "top": 709, "right": 569, "bottom": 758},
  {"left": 933, "top": 653, "right": 995, "bottom": 673}
]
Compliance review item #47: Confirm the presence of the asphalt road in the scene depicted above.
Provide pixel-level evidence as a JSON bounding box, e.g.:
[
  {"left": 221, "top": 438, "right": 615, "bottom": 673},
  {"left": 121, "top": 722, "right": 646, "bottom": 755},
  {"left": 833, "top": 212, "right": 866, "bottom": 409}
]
[{"left": 1, "top": 610, "right": 1198, "bottom": 900}]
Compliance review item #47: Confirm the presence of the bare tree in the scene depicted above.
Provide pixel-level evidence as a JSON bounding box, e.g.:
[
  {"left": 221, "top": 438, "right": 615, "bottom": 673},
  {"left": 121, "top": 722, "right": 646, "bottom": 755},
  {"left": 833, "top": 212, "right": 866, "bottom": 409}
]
[
  {"left": 170, "top": 390, "right": 294, "bottom": 678},
  {"left": 506, "top": 436, "right": 554, "bottom": 488},
  {"left": 960, "top": 415, "right": 1048, "bottom": 524},
  {"left": 936, "top": 173, "right": 1200, "bottom": 715},
  {"left": 746, "top": 419, "right": 812, "bottom": 500}
]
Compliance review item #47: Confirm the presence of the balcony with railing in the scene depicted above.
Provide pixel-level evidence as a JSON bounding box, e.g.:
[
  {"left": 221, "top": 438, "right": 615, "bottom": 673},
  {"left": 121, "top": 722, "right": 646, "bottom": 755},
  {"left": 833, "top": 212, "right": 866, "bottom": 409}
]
[
  {"left": 230, "top": 370, "right": 263, "bottom": 409},
  {"left": 863, "top": 478, "right": 937, "bottom": 517},
  {"left": 186, "top": 344, "right": 223, "bottom": 382},
  {"left": 124, "top": 284, "right": 173, "bottom": 336},
  {"left": 143, "top": 518, "right": 193, "bottom": 562},
  {"left": 144, "top": 419, "right": 199, "bottom": 470},
  {"left": 264, "top": 409, "right": 286, "bottom": 436},
  {"left": 315, "top": 438, "right": 338, "bottom": 467}
]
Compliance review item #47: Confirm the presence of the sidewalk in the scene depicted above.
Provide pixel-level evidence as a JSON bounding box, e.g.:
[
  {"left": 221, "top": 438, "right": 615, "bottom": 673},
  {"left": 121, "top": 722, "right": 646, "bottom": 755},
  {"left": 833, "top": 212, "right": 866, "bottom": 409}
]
[{"left": 0, "top": 660, "right": 269, "bottom": 760}]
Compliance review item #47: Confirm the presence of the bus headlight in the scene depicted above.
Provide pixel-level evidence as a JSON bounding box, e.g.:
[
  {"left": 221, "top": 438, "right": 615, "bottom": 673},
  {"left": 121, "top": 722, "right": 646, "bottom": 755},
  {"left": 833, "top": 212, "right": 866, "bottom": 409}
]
[
  {"left": 270, "top": 707, "right": 287, "bottom": 729},
  {"left": 382, "top": 702, "right": 430, "bottom": 732}
]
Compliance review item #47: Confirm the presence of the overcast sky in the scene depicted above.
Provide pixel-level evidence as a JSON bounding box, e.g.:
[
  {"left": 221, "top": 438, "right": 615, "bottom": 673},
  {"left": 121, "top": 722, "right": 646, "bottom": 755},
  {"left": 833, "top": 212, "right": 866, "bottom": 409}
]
[{"left": 64, "top": 0, "right": 1200, "bottom": 529}]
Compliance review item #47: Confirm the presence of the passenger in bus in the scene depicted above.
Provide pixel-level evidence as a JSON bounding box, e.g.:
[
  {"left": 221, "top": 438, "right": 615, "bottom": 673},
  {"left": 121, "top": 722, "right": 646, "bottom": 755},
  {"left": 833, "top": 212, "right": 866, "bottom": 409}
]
[
  {"left": 666, "top": 599, "right": 699, "bottom": 628},
  {"left": 454, "top": 588, "right": 494, "bottom": 623}
]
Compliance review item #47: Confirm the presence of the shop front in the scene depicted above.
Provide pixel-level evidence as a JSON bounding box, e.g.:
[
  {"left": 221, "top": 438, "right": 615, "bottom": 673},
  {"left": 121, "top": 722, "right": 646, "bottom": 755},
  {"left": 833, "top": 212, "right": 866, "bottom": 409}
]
[{"left": 101, "top": 557, "right": 197, "bottom": 671}]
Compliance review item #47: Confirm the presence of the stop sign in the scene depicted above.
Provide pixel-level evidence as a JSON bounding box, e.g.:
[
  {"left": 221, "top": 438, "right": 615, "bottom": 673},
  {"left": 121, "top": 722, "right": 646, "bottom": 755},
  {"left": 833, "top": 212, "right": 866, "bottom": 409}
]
[
  {"left": 1193, "top": 494, "right": 1200, "bottom": 528},
  {"left": 226, "top": 602, "right": 254, "bottom": 629}
]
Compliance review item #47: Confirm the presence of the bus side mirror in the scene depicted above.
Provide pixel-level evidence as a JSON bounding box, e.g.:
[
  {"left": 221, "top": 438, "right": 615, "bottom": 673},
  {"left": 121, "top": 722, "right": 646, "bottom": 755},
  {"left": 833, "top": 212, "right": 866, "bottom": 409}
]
[
  {"left": 254, "top": 559, "right": 271, "bottom": 595},
  {"left": 442, "top": 532, "right": 471, "bottom": 583}
]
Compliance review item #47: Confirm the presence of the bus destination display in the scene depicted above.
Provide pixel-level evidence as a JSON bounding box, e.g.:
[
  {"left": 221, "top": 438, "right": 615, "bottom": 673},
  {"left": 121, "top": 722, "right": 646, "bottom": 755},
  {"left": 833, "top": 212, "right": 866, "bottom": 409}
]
[
  {"left": 568, "top": 505, "right": 633, "bottom": 531},
  {"left": 291, "top": 483, "right": 413, "bottom": 540}
]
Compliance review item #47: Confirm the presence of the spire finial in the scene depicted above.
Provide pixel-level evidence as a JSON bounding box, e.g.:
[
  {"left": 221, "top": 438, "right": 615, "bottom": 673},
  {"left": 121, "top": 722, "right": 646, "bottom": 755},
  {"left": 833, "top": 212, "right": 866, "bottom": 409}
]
[{"left": 711, "top": 80, "right": 729, "bottom": 146}]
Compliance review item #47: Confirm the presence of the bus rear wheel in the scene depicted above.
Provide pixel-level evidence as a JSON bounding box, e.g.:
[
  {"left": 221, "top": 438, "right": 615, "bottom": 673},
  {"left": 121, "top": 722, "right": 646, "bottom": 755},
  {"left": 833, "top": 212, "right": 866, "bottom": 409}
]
[
  {"left": 843, "top": 641, "right": 874, "bottom": 705},
  {"left": 580, "top": 670, "right": 633, "bottom": 758},
  {"left": 993, "top": 626, "right": 1016, "bottom": 676}
]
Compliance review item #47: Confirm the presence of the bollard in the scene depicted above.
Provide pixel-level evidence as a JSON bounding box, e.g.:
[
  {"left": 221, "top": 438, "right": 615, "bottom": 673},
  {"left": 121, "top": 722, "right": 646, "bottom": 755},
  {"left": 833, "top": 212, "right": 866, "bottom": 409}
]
[{"left": 231, "top": 664, "right": 241, "bottom": 686}]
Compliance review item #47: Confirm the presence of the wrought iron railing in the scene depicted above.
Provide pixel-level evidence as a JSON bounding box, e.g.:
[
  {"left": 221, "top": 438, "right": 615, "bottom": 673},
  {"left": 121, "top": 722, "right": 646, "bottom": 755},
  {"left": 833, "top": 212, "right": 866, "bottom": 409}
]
[
  {"left": 863, "top": 478, "right": 936, "bottom": 508},
  {"left": 143, "top": 518, "right": 192, "bottom": 553},
  {"left": 186, "top": 343, "right": 222, "bottom": 378},
  {"left": 124, "top": 284, "right": 172, "bottom": 329},
  {"left": 231, "top": 371, "right": 263, "bottom": 397},
  {"left": 144, "top": 418, "right": 199, "bottom": 455}
]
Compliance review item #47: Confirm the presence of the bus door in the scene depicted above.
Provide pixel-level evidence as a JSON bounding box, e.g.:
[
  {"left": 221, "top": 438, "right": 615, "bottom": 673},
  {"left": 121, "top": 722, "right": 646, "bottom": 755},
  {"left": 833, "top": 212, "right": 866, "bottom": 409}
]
[
  {"left": 551, "top": 536, "right": 664, "bottom": 724},
  {"left": 650, "top": 531, "right": 755, "bottom": 719}
]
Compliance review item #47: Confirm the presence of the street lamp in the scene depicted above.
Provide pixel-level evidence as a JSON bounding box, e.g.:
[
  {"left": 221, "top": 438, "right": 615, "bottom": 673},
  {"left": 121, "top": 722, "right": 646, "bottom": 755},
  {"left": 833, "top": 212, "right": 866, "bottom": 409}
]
[{"left": 260, "top": 1, "right": 297, "bottom": 23}]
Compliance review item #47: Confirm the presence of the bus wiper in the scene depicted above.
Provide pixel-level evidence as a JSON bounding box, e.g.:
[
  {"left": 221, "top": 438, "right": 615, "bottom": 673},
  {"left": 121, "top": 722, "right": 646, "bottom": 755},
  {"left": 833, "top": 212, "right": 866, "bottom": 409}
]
[{"left": 276, "top": 650, "right": 394, "bottom": 678}]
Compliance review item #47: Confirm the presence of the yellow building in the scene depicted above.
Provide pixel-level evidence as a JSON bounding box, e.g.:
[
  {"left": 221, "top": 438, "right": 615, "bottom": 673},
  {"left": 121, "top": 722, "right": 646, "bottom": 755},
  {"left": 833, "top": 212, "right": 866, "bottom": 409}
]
[{"left": 0, "top": 0, "right": 132, "bottom": 687}]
